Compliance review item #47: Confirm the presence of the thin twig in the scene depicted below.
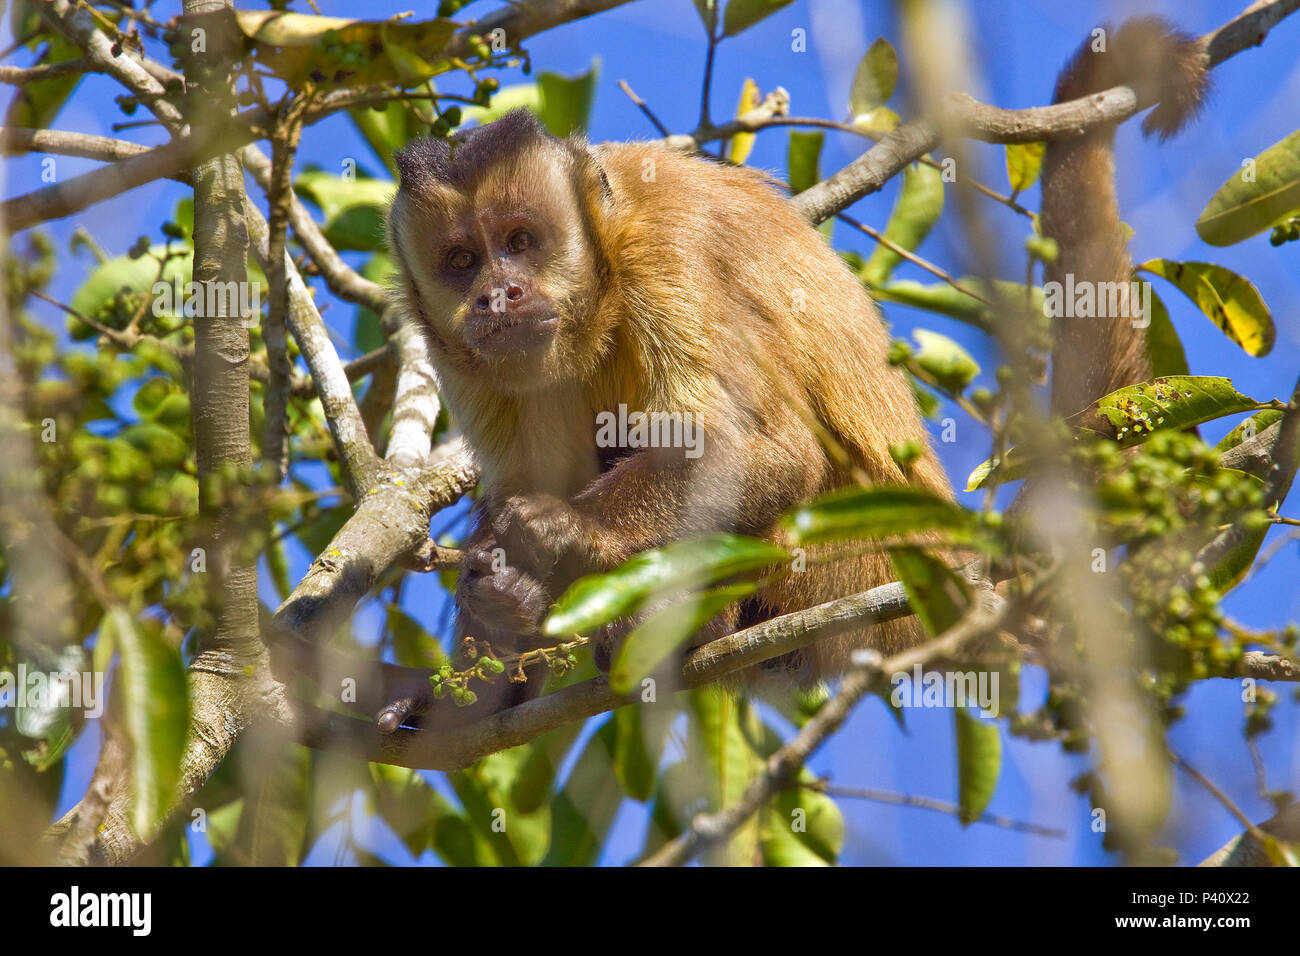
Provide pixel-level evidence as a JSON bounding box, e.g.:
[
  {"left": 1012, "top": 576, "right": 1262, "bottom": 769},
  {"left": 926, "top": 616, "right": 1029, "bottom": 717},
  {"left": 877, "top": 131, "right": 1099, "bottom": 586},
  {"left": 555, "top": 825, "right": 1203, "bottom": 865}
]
[
  {"left": 639, "top": 596, "right": 1008, "bottom": 866},
  {"left": 816, "top": 782, "right": 1065, "bottom": 838}
]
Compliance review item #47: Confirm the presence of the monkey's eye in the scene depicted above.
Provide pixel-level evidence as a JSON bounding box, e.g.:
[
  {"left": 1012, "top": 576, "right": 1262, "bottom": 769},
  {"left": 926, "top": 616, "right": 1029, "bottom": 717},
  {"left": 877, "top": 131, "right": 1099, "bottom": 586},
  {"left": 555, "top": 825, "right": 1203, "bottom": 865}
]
[
  {"left": 446, "top": 248, "right": 476, "bottom": 271},
  {"left": 505, "top": 229, "right": 534, "bottom": 254}
]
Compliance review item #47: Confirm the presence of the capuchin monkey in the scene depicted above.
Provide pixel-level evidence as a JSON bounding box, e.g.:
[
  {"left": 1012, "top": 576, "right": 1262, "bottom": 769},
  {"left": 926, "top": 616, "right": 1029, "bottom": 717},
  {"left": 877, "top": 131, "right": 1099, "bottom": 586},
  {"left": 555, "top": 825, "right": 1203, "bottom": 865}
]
[{"left": 376, "top": 16, "right": 1208, "bottom": 733}]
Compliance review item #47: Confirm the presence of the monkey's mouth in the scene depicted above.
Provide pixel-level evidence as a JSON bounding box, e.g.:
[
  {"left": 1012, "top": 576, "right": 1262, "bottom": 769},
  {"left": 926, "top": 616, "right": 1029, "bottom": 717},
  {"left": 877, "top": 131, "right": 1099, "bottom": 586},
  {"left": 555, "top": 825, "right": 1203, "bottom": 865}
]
[{"left": 469, "top": 313, "right": 559, "bottom": 354}]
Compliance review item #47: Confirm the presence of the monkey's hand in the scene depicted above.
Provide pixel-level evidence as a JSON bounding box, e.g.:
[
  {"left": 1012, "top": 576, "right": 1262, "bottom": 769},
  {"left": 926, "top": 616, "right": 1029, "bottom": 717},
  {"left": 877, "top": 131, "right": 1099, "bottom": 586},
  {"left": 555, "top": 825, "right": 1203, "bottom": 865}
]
[
  {"left": 491, "top": 493, "right": 610, "bottom": 583},
  {"left": 457, "top": 542, "right": 554, "bottom": 638}
]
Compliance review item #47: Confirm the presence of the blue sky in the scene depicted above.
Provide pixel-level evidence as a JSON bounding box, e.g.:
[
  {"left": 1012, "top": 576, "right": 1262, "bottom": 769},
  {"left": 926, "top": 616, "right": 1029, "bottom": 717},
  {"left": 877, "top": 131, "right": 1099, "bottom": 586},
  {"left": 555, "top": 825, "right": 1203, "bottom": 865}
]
[{"left": 7, "top": 0, "right": 1300, "bottom": 865}]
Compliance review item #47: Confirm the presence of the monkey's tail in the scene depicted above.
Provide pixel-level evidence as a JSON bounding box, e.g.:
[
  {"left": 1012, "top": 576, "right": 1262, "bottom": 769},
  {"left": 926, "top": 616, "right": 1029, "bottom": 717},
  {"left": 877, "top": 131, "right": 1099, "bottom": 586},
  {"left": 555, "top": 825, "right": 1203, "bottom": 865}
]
[{"left": 1042, "top": 17, "right": 1209, "bottom": 417}]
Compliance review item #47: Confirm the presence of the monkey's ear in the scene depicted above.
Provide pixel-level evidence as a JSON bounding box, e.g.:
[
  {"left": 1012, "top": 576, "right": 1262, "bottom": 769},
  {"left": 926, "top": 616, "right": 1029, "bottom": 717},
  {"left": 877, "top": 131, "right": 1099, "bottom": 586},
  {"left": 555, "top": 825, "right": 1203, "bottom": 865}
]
[{"left": 568, "top": 143, "right": 614, "bottom": 213}]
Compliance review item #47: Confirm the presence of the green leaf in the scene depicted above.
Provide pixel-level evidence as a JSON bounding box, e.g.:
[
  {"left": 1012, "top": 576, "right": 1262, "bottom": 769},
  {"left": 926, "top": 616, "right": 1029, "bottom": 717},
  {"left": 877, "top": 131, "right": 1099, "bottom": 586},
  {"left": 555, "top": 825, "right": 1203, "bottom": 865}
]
[
  {"left": 294, "top": 504, "right": 350, "bottom": 558},
  {"left": 107, "top": 608, "right": 189, "bottom": 842},
  {"left": 788, "top": 132, "right": 831, "bottom": 239},
  {"left": 967, "top": 376, "right": 1270, "bottom": 490},
  {"left": 610, "top": 703, "right": 674, "bottom": 802},
  {"left": 266, "top": 536, "right": 292, "bottom": 602},
  {"left": 911, "top": 328, "right": 980, "bottom": 395},
  {"left": 231, "top": 741, "right": 311, "bottom": 865},
  {"left": 380, "top": 21, "right": 442, "bottom": 85},
  {"left": 852, "top": 106, "right": 900, "bottom": 134},
  {"left": 353, "top": 253, "right": 394, "bottom": 353},
  {"left": 787, "top": 130, "right": 823, "bottom": 195},
  {"left": 460, "top": 82, "right": 542, "bottom": 127},
  {"left": 722, "top": 0, "right": 794, "bottom": 37},
  {"left": 762, "top": 772, "right": 844, "bottom": 865},
  {"left": 205, "top": 800, "right": 245, "bottom": 856},
  {"left": 1196, "top": 129, "right": 1300, "bottom": 246},
  {"left": 509, "top": 724, "right": 585, "bottom": 813},
  {"left": 889, "top": 547, "right": 969, "bottom": 636},
  {"left": 687, "top": 689, "right": 763, "bottom": 865},
  {"left": 387, "top": 605, "right": 448, "bottom": 671},
  {"left": 542, "top": 719, "right": 624, "bottom": 866},
  {"left": 784, "top": 485, "right": 976, "bottom": 546},
  {"left": 1144, "top": 288, "right": 1189, "bottom": 377},
  {"left": 70, "top": 245, "right": 193, "bottom": 320},
  {"left": 849, "top": 38, "right": 898, "bottom": 115},
  {"left": 1214, "top": 409, "right": 1284, "bottom": 454},
  {"left": 955, "top": 709, "right": 1001, "bottom": 825},
  {"left": 873, "top": 277, "right": 1042, "bottom": 329},
  {"left": 4, "top": 34, "right": 84, "bottom": 129},
  {"left": 294, "top": 170, "right": 393, "bottom": 221},
  {"left": 610, "top": 583, "right": 755, "bottom": 694},
  {"left": 544, "top": 534, "right": 786, "bottom": 637},
  {"left": 1084, "top": 376, "right": 1267, "bottom": 446},
  {"left": 907, "top": 370, "right": 942, "bottom": 421},
  {"left": 348, "top": 102, "right": 431, "bottom": 177},
  {"left": 537, "top": 66, "right": 599, "bottom": 137},
  {"left": 1004, "top": 141, "right": 1045, "bottom": 194},
  {"left": 862, "top": 162, "right": 944, "bottom": 286},
  {"left": 1138, "top": 259, "right": 1274, "bottom": 357},
  {"left": 691, "top": 0, "right": 717, "bottom": 29},
  {"left": 457, "top": 746, "right": 552, "bottom": 866}
]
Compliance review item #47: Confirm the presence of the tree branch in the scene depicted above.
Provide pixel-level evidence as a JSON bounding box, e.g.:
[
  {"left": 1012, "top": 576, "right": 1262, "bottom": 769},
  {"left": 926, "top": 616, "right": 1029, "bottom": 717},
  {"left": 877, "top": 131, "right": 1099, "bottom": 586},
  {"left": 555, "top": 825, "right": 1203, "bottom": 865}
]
[
  {"left": 639, "top": 594, "right": 1009, "bottom": 866},
  {"left": 792, "top": 0, "right": 1300, "bottom": 225}
]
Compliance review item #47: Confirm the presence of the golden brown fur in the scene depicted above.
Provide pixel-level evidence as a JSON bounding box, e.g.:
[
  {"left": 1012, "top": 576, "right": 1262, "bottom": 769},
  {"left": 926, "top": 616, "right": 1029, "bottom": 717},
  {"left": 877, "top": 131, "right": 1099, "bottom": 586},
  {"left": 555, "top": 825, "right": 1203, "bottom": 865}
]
[
  {"left": 381, "top": 111, "right": 945, "bottom": 729},
  {"left": 1043, "top": 17, "right": 1209, "bottom": 415}
]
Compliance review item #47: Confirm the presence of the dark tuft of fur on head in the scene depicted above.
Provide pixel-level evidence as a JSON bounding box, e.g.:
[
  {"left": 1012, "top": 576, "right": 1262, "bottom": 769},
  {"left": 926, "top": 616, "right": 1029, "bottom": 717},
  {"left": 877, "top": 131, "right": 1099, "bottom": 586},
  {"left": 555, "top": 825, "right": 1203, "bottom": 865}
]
[
  {"left": 1053, "top": 15, "right": 1209, "bottom": 142},
  {"left": 394, "top": 109, "right": 557, "bottom": 190}
]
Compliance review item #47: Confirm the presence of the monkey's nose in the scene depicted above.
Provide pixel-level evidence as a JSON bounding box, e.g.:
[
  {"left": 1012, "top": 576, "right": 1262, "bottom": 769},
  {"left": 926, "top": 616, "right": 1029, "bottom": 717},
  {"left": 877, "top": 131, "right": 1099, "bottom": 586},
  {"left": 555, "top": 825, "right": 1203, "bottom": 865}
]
[{"left": 473, "top": 284, "right": 529, "bottom": 315}]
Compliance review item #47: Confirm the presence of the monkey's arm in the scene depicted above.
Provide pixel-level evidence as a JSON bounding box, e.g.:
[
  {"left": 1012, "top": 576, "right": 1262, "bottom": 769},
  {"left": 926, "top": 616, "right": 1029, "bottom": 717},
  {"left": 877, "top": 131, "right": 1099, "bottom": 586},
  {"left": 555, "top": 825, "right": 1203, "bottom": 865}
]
[{"left": 487, "top": 399, "right": 826, "bottom": 600}]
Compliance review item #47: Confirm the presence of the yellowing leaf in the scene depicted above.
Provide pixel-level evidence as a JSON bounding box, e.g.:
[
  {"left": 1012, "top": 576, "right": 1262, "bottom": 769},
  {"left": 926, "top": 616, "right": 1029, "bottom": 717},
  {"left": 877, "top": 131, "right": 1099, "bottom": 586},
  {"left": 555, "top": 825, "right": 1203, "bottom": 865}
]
[
  {"left": 851, "top": 106, "right": 900, "bottom": 134},
  {"left": 1139, "top": 259, "right": 1274, "bottom": 357},
  {"left": 1004, "top": 141, "right": 1045, "bottom": 194},
  {"left": 728, "top": 78, "right": 760, "bottom": 166},
  {"left": 1197, "top": 130, "right": 1300, "bottom": 246},
  {"left": 231, "top": 11, "right": 456, "bottom": 87}
]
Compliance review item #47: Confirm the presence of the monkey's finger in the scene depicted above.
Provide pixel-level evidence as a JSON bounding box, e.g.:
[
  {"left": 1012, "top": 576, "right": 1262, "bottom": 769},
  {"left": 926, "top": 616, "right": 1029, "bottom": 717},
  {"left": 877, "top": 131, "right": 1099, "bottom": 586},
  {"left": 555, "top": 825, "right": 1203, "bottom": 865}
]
[{"left": 376, "top": 682, "right": 433, "bottom": 735}]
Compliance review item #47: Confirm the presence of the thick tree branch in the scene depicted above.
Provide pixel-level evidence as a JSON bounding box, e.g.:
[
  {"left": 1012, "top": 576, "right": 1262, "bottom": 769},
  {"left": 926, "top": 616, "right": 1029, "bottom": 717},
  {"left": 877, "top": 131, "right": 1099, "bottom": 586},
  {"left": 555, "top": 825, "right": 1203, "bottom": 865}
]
[
  {"left": 442, "top": 0, "right": 637, "bottom": 58},
  {"left": 1, "top": 126, "right": 158, "bottom": 164},
  {"left": 1, "top": 111, "right": 267, "bottom": 232},
  {"left": 244, "top": 195, "right": 382, "bottom": 496},
  {"left": 792, "top": 0, "right": 1299, "bottom": 225}
]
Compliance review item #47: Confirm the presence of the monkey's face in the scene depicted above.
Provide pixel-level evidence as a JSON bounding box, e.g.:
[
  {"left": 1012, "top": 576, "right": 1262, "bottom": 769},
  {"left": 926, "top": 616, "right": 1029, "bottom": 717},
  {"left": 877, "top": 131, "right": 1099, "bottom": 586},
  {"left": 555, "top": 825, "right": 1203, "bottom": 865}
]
[{"left": 390, "top": 142, "right": 606, "bottom": 392}]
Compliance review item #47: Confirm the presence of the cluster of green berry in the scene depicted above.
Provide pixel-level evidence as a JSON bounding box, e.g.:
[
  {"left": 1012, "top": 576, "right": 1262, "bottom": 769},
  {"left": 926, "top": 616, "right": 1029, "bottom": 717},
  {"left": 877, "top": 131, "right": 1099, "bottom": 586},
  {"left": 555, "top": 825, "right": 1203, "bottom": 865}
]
[
  {"left": 315, "top": 30, "right": 377, "bottom": 70},
  {"left": 1082, "top": 429, "right": 1268, "bottom": 695},
  {"left": 1269, "top": 216, "right": 1300, "bottom": 246}
]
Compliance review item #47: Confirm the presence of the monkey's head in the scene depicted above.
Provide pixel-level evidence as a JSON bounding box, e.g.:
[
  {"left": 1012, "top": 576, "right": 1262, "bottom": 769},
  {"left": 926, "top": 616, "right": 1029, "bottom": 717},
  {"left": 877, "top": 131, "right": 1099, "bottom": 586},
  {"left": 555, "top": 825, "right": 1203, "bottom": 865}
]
[{"left": 388, "top": 110, "right": 614, "bottom": 392}]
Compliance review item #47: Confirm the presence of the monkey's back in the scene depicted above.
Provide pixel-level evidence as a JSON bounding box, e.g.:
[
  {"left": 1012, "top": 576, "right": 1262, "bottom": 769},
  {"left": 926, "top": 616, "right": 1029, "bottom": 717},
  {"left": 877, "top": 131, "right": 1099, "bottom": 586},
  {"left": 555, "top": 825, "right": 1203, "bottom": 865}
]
[
  {"left": 593, "top": 142, "right": 950, "bottom": 669},
  {"left": 592, "top": 143, "right": 945, "bottom": 491}
]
